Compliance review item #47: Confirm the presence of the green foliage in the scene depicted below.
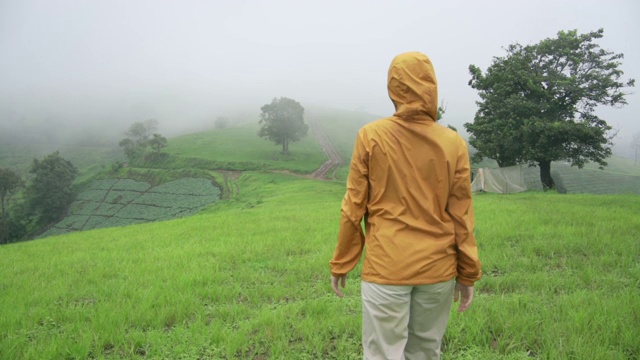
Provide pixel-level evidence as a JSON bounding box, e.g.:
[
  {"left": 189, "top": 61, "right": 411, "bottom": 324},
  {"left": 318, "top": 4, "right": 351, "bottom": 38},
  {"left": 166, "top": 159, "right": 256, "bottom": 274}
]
[
  {"left": 466, "top": 29, "right": 635, "bottom": 189},
  {"left": 0, "top": 168, "right": 23, "bottom": 219},
  {"left": 125, "top": 119, "right": 158, "bottom": 145},
  {"left": 119, "top": 120, "right": 163, "bottom": 162},
  {"left": 148, "top": 133, "right": 168, "bottom": 153},
  {"left": 118, "top": 138, "right": 139, "bottom": 161},
  {"left": 23, "top": 151, "right": 78, "bottom": 228},
  {"left": 437, "top": 103, "right": 445, "bottom": 121},
  {"left": 259, "top": 97, "right": 308, "bottom": 154},
  {"left": 0, "top": 216, "right": 27, "bottom": 244},
  {"left": 0, "top": 168, "right": 28, "bottom": 243},
  {"left": 436, "top": 101, "right": 457, "bottom": 132}
]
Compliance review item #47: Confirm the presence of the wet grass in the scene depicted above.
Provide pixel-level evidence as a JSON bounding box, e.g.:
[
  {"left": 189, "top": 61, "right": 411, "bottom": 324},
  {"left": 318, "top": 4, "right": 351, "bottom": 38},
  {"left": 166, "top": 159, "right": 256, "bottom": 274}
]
[{"left": 1, "top": 173, "right": 639, "bottom": 359}]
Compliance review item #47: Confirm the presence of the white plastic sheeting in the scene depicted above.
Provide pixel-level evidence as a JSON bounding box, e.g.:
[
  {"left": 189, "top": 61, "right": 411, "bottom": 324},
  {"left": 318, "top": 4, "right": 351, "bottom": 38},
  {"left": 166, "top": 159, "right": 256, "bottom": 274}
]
[{"left": 471, "top": 165, "right": 527, "bottom": 194}]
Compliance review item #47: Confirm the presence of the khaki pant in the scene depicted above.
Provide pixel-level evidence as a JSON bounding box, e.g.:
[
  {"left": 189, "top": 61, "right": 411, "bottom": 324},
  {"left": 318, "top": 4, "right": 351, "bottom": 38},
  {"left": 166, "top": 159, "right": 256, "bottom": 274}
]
[{"left": 361, "top": 280, "right": 455, "bottom": 360}]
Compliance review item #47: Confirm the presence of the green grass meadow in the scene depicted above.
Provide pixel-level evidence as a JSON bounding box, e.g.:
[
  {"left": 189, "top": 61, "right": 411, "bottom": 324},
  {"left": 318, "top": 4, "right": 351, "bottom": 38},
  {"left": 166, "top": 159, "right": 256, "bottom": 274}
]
[
  {"left": 164, "top": 123, "right": 327, "bottom": 174},
  {"left": 1, "top": 172, "right": 639, "bottom": 359}
]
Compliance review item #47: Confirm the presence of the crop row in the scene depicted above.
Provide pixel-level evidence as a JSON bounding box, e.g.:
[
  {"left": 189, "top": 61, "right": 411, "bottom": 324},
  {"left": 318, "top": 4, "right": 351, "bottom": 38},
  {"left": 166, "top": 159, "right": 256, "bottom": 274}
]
[
  {"left": 148, "top": 178, "right": 220, "bottom": 195},
  {"left": 44, "top": 178, "right": 221, "bottom": 237},
  {"left": 111, "top": 179, "right": 152, "bottom": 192},
  {"left": 115, "top": 204, "right": 195, "bottom": 221},
  {"left": 72, "top": 194, "right": 216, "bottom": 216},
  {"left": 104, "top": 190, "right": 141, "bottom": 204},
  {"left": 133, "top": 193, "right": 218, "bottom": 208},
  {"left": 87, "top": 178, "right": 151, "bottom": 192},
  {"left": 87, "top": 179, "right": 118, "bottom": 190}
]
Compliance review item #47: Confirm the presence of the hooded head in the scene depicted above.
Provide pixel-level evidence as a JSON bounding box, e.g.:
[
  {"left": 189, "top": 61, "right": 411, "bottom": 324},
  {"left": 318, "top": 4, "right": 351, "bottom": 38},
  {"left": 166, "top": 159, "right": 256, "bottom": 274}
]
[{"left": 387, "top": 52, "right": 438, "bottom": 121}]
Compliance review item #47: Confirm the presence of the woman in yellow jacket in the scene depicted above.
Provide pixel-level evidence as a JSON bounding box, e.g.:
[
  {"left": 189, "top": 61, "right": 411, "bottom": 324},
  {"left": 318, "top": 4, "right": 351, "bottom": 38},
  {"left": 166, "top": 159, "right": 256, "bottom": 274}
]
[{"left": 330, "top": 52, "right": 482, "bottom": 360}]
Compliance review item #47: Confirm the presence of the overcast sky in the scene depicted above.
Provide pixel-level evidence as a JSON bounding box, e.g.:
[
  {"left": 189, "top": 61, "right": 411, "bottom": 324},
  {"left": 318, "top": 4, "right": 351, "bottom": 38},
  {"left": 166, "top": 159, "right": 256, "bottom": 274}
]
[{"left": 1, "top": 0, "right": 638, "bottom": 150}]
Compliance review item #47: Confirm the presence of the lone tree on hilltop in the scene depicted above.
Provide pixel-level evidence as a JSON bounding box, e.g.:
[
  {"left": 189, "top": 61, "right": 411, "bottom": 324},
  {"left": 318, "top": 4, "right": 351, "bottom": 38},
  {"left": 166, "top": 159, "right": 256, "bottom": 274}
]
[
  {"left": 465, "top": 29, "right": 635, "bottom": 189},
  {"left": 258, "top": 97, "right": 308, "bottom": 154}
]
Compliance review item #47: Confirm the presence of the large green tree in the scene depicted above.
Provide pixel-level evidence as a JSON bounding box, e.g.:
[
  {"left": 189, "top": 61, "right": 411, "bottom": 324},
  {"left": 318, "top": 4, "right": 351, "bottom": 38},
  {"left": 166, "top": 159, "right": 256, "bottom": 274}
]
[
  {"left": 465, "top": 29, "right": 635, "bottom": 189},
  {"left": 125, "top": 119, "right": 158, "bottom": 145},
  {"left": 24, "top": 151, "right": 78, "bottom": 227},
  {"left": 0, "top": 168, "right": 24, "bottom": 244},
  {"left": 148, "top": 133, "right": 168, "bottom": 153},
  {"left": 119, "top": 119, "right": 163, "bottom": 162},
  {"left": 258, "top": 97, "right": 308, "bottom": 154},
  {"left": 0, "top": 168, "right": 23, "bottom": 219}
]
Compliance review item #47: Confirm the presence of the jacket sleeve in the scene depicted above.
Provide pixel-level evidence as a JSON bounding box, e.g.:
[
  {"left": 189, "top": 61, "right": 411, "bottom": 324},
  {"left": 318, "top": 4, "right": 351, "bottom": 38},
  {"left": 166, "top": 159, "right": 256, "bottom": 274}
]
[
  {"left": 330, "top": 130, "right": 369, "bottom": 276},
  {"left": 446, "top": 139, "right": 482, "bottom": 286}
]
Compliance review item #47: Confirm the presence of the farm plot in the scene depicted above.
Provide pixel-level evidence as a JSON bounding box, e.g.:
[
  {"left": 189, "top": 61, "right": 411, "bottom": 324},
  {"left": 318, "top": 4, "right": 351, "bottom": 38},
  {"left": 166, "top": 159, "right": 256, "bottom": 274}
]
[{"left": 41, "top": 178, "right": 221, "bottom": 237}]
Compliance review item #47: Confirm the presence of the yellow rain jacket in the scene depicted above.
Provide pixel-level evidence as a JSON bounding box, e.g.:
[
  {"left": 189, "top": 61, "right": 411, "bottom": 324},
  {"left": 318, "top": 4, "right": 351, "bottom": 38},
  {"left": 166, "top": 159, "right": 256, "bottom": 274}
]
[{"left": 330, "top": 52, "right": 481, "bottom": 286}]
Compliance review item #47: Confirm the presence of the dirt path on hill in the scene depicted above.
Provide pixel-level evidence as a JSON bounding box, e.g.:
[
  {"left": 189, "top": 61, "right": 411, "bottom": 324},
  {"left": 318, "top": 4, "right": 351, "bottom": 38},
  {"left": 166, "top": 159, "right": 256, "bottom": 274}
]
[
  {"left": 223, "top": 116, "right": 343, "bottom": 183},
  {"left": 308, "top": 115, "right": 344, "bottom": 180},
  {"left": 219, "top": 170, "right": 241, "bottom": 198}
]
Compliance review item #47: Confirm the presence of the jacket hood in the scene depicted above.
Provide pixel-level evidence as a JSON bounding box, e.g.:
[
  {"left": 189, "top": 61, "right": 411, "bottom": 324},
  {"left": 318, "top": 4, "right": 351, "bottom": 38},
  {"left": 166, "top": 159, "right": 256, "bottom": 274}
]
[{"left": 387, "top": 52, "right": 438, "bottom": 121}]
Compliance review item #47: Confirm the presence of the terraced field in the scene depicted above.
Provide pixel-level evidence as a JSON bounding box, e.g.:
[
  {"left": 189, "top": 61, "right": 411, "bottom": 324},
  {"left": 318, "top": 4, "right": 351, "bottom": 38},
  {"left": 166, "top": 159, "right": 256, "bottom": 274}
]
[{"left": 42, "top": 178, "right": 220, "bottom": 237}]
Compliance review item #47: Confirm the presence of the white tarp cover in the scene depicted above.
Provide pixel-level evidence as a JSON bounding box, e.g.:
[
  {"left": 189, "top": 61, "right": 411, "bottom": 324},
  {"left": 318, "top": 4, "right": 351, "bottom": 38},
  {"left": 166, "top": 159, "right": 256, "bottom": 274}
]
[{"left": 471, "top": 165, "right": 527, "bottom": 194}]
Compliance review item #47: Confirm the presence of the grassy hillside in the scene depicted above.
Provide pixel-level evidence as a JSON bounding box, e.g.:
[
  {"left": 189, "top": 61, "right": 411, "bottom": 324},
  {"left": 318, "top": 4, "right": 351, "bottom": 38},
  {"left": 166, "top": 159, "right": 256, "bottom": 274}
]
[
  {"left": 1, "top": 172, "right": 639, "bottom": 359},
  {"left": 164, "top": 122, "right": 326, "bottom": 173},
  {"left": 307, "top": 107, "right": 379, "bottom": 181},
  {"left": 307, "top": 107, "right": 378, "bottom": 162}
]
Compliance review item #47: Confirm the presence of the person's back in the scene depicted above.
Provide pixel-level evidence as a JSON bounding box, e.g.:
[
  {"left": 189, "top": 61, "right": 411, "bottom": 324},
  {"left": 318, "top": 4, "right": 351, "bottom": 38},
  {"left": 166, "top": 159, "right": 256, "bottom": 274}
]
[
  {"left": 356, "top": 116, "right": 472, "bottom": 285},
  {"left": 330, "top": 52, "right": 481, "bottom": 360}
]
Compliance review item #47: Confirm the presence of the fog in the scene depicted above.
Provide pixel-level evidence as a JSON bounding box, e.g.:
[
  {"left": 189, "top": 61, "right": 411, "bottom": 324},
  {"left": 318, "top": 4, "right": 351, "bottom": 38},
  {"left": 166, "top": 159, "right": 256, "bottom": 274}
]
[{"left": 1, "top": 0, "right": 639, "bottom": 157}]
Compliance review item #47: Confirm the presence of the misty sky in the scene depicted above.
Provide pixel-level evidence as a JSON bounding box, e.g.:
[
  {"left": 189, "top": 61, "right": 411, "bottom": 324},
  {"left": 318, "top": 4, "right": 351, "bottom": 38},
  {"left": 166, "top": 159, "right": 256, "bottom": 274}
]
[{"left": 1, "top": 0, "right": 639, "bottom": 151}]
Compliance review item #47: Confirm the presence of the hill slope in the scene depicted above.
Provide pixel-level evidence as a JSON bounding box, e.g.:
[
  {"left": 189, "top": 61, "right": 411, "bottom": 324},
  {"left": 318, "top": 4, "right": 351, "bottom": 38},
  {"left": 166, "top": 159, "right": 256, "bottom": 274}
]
[
  {"left": 1, "top": 172, "right": 639, "bottom": 359},
  {"left": 164, "top": 122, "right": 326, "bottom": 173}
]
